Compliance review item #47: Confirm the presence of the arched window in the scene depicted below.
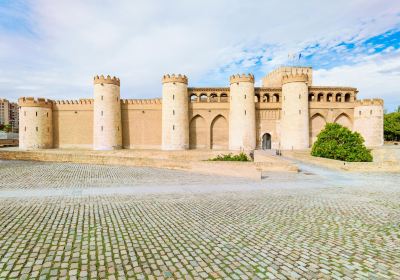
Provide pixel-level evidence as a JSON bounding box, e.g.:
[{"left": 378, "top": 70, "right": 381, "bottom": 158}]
[
  {"left": 317, "top": 93, "right": 324, "bottom": 102},
  {"left": 199, "top": 94, "right": 208, "bottom": 102},
  {"left": 220, "top": 93, "right": 228, "bottom": 102},
  {"left": 273, "top": 93, "right": 280, "bottom": 102},
  {"left": 262, "top": 94, "right": 270, "bottom": 103},
  {"left": 335, "top": 93, "right": 342, "bottom": 102},
  {"left": 327, "top": 93, "right": 333, "bottom": 102},
  {"left": 210, "top": 93, "right": 218, "bottom": 102},
  {"left": 255, "top": 94, "right": 260, "bottom": 103},
  {"left": 309, "top": 93, "right": 315, "bottom": 101},
  {"left": 190, "top": 94, "right": 198, "bottom": 102},
  {"left": 344, "top": 93, "right": 351, "bottom": 102}
]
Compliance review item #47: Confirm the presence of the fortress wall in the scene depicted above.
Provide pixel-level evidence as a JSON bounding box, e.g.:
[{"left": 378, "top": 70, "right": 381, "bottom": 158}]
[
  {"left": 53, "top": 101, "right": 94, "bottom": 148},
  {"left": 121, "top": 102, "right": 162, "bottom": 149}
]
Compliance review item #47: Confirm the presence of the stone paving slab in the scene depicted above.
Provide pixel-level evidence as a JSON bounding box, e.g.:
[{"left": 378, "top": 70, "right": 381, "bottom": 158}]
[{"left": 0, "top": 160, "right": 399, "bottom": 279}]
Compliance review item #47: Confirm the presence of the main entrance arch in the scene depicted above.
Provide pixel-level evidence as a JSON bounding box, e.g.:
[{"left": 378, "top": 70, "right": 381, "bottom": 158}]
[
  {"left": 262, "top": 133, "right": 272, "bottom": 150},
  {"left": 189, "top": 115, "right": 206, "bottom": 149},
  {"left": 210, "top": 115, "right": 228, "bottom": 150}
]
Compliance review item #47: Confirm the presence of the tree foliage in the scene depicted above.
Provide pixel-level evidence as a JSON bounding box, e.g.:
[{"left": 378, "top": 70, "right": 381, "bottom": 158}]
[
  {"left": 311, "top": 123, "right": 372, "bottom": 162},
  {"left": 384, "top": 112, "right": 400, "bottom": 141}
]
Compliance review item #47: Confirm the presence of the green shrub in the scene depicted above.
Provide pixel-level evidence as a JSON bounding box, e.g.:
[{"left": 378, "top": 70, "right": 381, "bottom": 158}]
[
  {"left": 311, "top": 123, "right": 373, "bottom": 162},
  {"left": 208, "top": 152, "right": 250, "bottom": 162},
  {"left": 384, "top": 111, "right": 400, "bottom": 141}
]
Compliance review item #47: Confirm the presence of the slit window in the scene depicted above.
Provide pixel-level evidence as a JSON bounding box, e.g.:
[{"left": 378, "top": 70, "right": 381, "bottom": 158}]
[
  {"left": 101, "top": 96, "right": 103, "bottom": 101},
  {"left": 36, "top": 112, "right": 38, "bottom": 117},
  {"left": 245, "top": 110, "right": 246, "bottom": 115},
  {"left": 36, "top": 126, "right": 38, "bottom": 132},
  {"left": 370, "top": 110, "right": 372, "bottom": 115},
  {"left": 101, "top": 126, "right": 103, "bottom": 131},
  {"left": 101, "top": 111, "right": 103, "bottom": 116},
  {"left": 173, "top": 110, "right": 175, "bottom": 115},
  {"left": 173, "top": 125, "right": 175, "bottom": 130},
  {"left": 47, "top": 112, "right": 48, "bottom": 117},
  {"left": 173, "top": 95, "right": 175, "bottom": 100}
]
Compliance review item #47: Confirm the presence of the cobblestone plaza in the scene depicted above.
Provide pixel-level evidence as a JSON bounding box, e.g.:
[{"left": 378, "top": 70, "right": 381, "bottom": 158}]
[{"left": 0, "top": 160, "right": 399, "bottom": 279}]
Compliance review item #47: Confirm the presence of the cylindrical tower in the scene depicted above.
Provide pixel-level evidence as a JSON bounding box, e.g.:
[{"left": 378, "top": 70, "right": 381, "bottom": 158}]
[
  {"left": 353, "top": 99, "right": 384, "bottom": 147},
  {"left": 18, "top": 97, "right": 53, "bottom": 149},
  {"left": 229, "top": 74, "right": 256, "bottom": 151},
  {"left": 161, "top": 74, "right": 189, "bottom": 150},
  {"left": 93, "top": 75, "right": 122, "bottom": 150},
  {"left": 280, "top": 73, "right": 310, "bottom": 150}
]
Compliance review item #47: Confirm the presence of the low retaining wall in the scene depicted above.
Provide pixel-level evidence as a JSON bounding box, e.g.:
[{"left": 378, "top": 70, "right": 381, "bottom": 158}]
[{"left": 0, "top": 149, "right": 263, "bottom": 180}]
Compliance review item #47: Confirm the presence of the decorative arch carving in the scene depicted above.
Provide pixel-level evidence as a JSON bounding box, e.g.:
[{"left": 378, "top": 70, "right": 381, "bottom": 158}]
[{"left": 334, "top": 113, "right": 352, "bottom": 129}]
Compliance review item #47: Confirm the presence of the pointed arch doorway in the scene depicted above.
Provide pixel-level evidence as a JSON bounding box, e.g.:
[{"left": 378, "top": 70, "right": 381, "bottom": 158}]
[{"left": 262, "top": 133, "right": 272, "bottom": 150}]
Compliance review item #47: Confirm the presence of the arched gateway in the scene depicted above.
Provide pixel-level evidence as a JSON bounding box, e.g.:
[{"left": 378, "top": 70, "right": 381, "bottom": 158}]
[{"left": 262, "top": 133, "right": 272, "bottom": 150}]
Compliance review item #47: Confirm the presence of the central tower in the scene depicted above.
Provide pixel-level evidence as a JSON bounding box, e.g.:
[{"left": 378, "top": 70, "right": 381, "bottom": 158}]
[
  {"left": 229, "top": 74, "right": 256, "bottom": 151},
  {"left": 93, "top": 75, "right": 122, "bottom": 150}
]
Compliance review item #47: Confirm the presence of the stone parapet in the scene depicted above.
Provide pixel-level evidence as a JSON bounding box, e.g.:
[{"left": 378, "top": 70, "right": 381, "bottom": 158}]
[
  {"left": 282, "top": 73, "right": 309, "bottom": 85},
  {"left": 229, "top": 74, "right": 254, "bottom": 84},
  {"left": 162, "top": 74, "right": 188, "bottom": 84},
  {"left": 18, "top": 97, "right": 53, "bottom": 108},
  {"left": 355, "top": 99, "right": 384, "bottom": 106},
  {"left": 93, "top": 75, "right": 120, "bottom": 86}
]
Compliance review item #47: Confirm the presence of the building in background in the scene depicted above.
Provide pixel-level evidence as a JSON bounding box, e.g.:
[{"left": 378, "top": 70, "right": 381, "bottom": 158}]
[{"left": 0, "top": 99, "right": 19, "bottom": 133}]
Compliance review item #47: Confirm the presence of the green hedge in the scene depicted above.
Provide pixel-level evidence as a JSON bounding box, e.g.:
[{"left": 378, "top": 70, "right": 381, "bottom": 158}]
[
  {"left": 384, "top": 112, "right": 400, "bottom": 141},
  {"left": 208, "top": 152, "right": 250, "bottom": 162},
  {"left": 311, "top": 123, "right": 372, "bottom": 162}
]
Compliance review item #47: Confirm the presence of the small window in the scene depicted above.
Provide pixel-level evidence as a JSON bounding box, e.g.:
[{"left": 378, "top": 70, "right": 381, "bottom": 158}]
[
  {"left": 173, "top": 125, "right": 175, "bottom": 130},
  {"left": 101, "top": 111, "right": 103, "bottom": 116},
  {"left": 299, "top": 94, "right": 301, "bottom": 99},
  {"left": 24, "top": 111, "right": 26, "bottom": 116},
  {"left": 299, "top": 110, "right": 301, "bottom": 115},
  {"left": 245, "top": 110, "right": 246, "bottom": 115},
  {"left": 370, "top": 110, "right": 372, "bottom": 115},
  {"left": 359, "top": 111, "right": 361, "bottom": 116},
  {"left": 24, "top": 126, "right": 26, "bottom": 131},
  {"left": 173, "top": 95, "right": 175, "bottom": 100},
  {"left": 75, "top": 111, "right": 78, "bottom": 114},
  {"left": 118, "top": 126, "right": 119, "bottom": 131},
  {"left": 36, "top": 112, "right": 38, "bottom": 117},
  {"left": 101, "top": 96, "right": 103, "bottom": 101},
  {"left": 101, "top": 126, "right": 103, "bottom": 131},
  {"left": 244, "top": 95, "right": 246, "bottom": 99},
  {"left": 47, "top": 112, "right": 48, "bottom": 117},
  {"left": 36, "top": 126, "right": 38, "bottom": 132},
  {"left": 173, "top": 110, "right": 175, "bottom": 115}
]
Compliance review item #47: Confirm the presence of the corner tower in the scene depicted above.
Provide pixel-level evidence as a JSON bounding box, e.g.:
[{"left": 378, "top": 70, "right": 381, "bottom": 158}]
[
  {"left": 353, "top": 99, "right": 384, "bottom": 147},
  {"left": 280, "top": 72, "right": 310, "bottom": 150},
  {"left": 229, "top": 74, "right": 256, "bottom": 151},
  {"left": 93, "top": 75, "right": 122, "bottom": 150},
  {"left": 18, "top": 97, "right": 53, "bottom": 149},
  {"left": 161, "top": 74, "right": 189, "bottom": 150}
]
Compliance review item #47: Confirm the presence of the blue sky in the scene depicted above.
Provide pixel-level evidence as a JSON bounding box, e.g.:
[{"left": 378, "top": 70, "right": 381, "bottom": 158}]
[{"left": 0, "top": 0, "right": 399, "bottom": 111}]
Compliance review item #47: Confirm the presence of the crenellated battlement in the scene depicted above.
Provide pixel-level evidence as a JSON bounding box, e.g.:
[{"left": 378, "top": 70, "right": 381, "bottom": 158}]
[
  {"left": 282, "top": 73, "right": 309, "bottom": 85},
  {"left": 262, "top": 66, "right": 312, "bottom": 87},
  {"left": 94, "top": 75, "right": 120, "bottom": 86},
  {"left": 355, "top": 98, "right": 384, "bottom": 106},
  {"left": 53, "top": 99, "right": 94, "bottom": 105},
  {"left": 18, "top": 97, "right": 53, "bottom": 108},
  {"left": 122, "top": 98, "right": 162, "bottom": 105},
  {"left": 162, "top": 74, "right": 188, "bottom": 84},
  {"left": 229, "top": 73, "right": 254, "bottom": 84}
]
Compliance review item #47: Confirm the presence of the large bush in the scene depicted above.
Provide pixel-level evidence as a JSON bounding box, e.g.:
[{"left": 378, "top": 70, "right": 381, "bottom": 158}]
[
  {"left": 311, "top": 123, "right": 372, "bottom": 162},
  {"left": 208, "top": 152, "right": 250, "bottom": 162},
  {"left": 384, "top": 111, "right": 400, "bottom": 141}
]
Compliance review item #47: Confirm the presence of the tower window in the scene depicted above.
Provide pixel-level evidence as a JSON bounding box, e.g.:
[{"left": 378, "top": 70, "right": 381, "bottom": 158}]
[
  {"left": 173, "top": 95, "right": 175, "bottom": 100},
  {"left": 245, "top": 110, "right": 246, "bottom": 115},
  {"left": 24, "top": 111, "right": 26, "bottom": 116},
  {"left": 245, "top": 95, "right": 246, "bottom": 99},
  {"left": 173, "top": 125, "right": 175, "bottom": 130},
  {"left": 370, "top": 110, "right": 372, "bottom": 115},
  {"left": 101, "top": 96, "right": 103, "bottom": 101},
  {"left": 36, "top": 127, "right": 38, "bottom": 132},
  {"left": 36, "top": 112, "right": 38, "bottom": 117},
  {"left": 299, "top": 94, "right": 301, "bottom": 99},
  {"left": 173, "top": 110, "right": 175, "bottom": 115},
  {"left": 118, "top": 126, "right": 119, "bottom": 131},
  {"left": 101, "top": 111, "right": 103, "bottom": 116},
  {"left": 299, "top": 110, "right": 301, "bottom": 115},
  {"left": 48, "top": 127, "right": 49, "bottom": 132},
  {"left": 47, "top": 112, "right": 49, "bottom": 117},
  {"left": 24, "top": 126, "right": 26, "bottom": 131},
  {"left": 101, "top": 126, "right": 103, "bottom": 131},
  {"left": 359, "top": 111, "right": 361, "bottom": 116}
]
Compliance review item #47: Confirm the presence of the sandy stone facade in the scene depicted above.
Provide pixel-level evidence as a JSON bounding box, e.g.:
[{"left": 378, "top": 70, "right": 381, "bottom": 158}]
[{"left": 18, "top": 67, "right": 384, "bottom": 151}]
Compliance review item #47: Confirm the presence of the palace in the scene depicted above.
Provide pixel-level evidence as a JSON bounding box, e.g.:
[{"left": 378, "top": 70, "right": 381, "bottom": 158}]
[{"left": 18, "top": 66, "right": 384, "bottom": 151}]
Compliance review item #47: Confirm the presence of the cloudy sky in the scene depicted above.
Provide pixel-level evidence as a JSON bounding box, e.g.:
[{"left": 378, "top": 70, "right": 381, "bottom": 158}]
[{"left": 0, "top": 0, "right": 399, "bottom": 111}]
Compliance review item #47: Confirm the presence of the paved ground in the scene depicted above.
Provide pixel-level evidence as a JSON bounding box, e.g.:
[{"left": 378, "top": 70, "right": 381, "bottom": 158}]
[{"left": 0, "top": 160, "right": 399, "bottom": 279}]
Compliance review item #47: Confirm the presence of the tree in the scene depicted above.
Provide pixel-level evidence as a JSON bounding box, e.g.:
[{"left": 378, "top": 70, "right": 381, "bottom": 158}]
[
  {"left": 384, "top": 111, "right": 400, "bottom": 141},
  {"left": 311, "top": 123, "right": 372, "bottom": 162}
]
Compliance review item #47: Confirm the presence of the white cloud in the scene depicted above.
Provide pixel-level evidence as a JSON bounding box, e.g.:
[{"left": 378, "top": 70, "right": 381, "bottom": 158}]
[{"left": 0, "top": 0, "right": 399, "bottom": 105}]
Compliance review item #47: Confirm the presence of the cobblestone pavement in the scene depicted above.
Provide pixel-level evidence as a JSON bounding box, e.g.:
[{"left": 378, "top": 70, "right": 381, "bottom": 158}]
[{"left": 0, "top": 160, "right": 400, "bottom": 279}]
